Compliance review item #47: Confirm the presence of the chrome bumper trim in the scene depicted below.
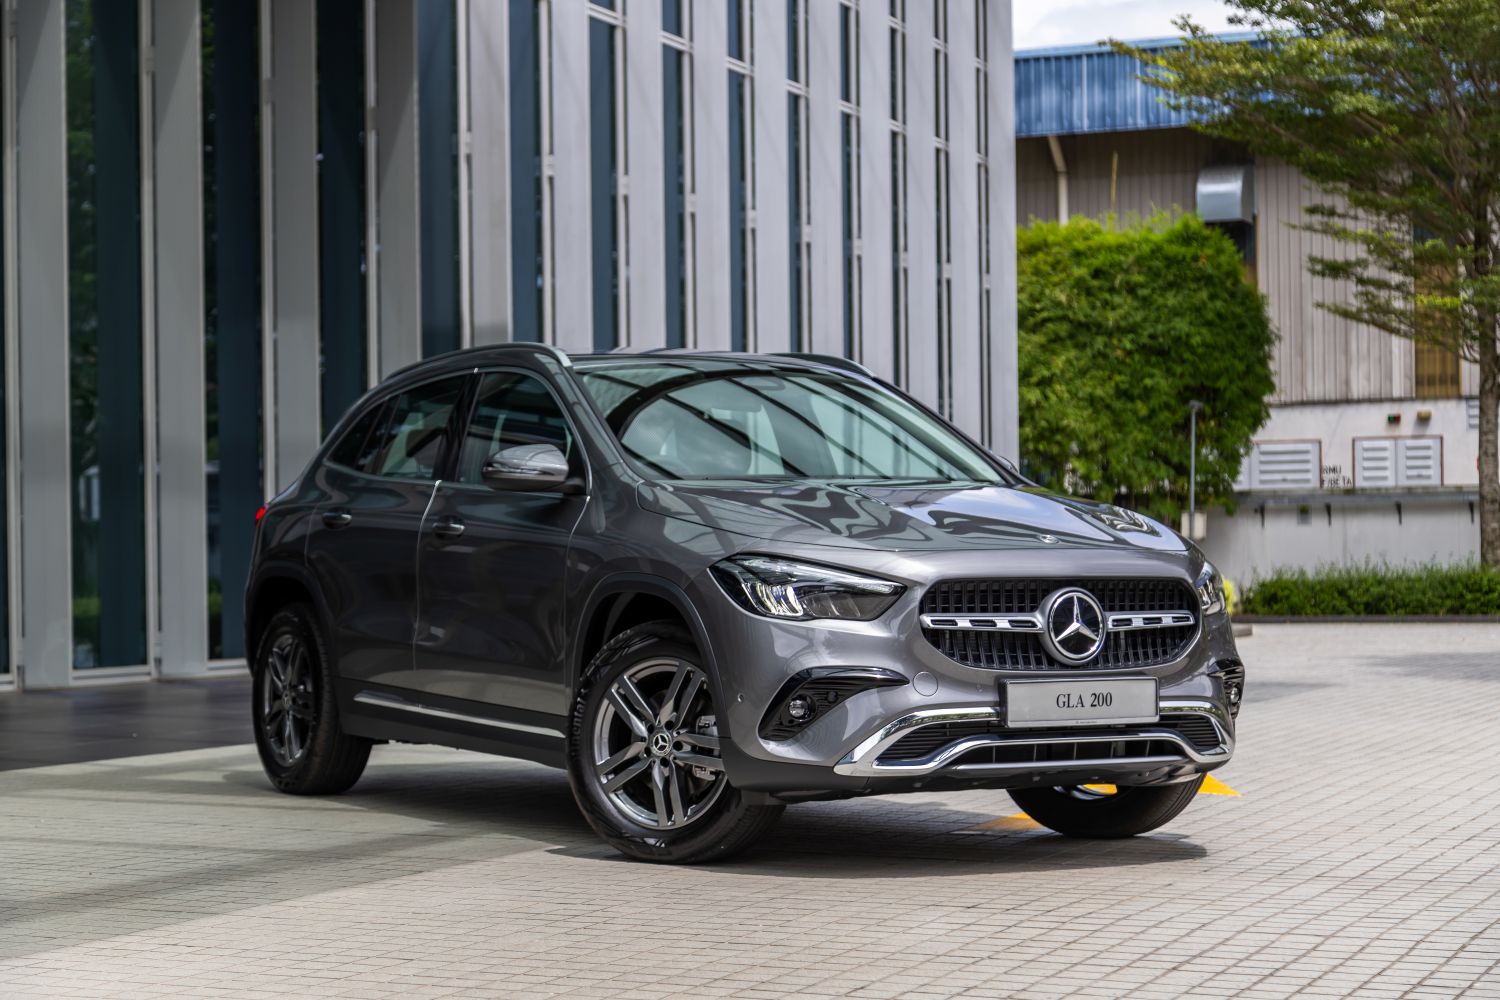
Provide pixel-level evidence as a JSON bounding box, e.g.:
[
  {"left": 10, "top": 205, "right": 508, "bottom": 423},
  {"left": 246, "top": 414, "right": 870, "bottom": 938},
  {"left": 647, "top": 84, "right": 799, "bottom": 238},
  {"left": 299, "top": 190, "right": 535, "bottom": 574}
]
[{"left": 832, "top": 699, "right": 1232, "bottom": 777}]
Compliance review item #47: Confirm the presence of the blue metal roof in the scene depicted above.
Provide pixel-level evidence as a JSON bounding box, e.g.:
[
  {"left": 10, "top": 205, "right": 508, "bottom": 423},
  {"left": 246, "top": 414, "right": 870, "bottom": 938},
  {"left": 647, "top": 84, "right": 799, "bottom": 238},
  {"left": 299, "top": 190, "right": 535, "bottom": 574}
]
[{"left": 1015, "top": 33, "right": 1259, "bottom": 138}]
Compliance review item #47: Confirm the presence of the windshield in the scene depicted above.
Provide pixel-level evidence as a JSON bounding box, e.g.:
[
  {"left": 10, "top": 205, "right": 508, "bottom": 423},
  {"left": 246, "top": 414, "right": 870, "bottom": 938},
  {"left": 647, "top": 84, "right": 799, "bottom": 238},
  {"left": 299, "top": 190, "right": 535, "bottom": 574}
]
[{"left": 574, "top": 360, "right": 1006, "bottom": 484}]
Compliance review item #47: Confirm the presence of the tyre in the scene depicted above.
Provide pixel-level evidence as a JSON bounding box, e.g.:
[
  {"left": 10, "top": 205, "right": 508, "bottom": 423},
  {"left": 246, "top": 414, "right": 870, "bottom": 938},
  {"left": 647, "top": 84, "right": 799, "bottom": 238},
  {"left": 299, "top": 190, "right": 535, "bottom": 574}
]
[
  {"left": 567, "top": 622, "right": 784, "bottom": 864},
  {"left": 1008, "top": 777, "right": 1204, "bottom": 838},
  {"left": 252, "top": 603, "right": 371, "bottom": 795}
]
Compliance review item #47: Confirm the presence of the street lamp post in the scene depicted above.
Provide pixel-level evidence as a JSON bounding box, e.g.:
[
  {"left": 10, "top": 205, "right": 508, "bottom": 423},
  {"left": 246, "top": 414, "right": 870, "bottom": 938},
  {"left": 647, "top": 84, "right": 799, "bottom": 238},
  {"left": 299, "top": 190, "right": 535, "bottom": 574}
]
[{"left": 1188, "top": 400, "right": 1204, "bottom": 539}]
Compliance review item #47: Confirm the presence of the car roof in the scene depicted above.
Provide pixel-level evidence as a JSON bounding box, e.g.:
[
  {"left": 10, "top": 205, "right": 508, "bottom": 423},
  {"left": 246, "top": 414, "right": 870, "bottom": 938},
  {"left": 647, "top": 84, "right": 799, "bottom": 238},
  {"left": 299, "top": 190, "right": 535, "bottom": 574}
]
[{"left": 383, "top": 345, "right": 876, "bottom": 385}]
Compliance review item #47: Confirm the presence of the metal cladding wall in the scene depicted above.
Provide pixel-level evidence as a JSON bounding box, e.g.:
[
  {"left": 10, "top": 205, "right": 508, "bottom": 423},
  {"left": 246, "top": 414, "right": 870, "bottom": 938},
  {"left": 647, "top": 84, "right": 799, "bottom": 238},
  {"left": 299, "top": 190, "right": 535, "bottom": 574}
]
[{"left": 0, "top": 0, "right": 1017, "bottom": 688}]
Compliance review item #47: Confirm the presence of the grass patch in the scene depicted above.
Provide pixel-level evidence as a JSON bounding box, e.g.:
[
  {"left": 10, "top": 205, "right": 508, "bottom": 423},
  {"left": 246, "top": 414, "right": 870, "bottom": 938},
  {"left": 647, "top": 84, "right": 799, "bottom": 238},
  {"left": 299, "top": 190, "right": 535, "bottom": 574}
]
[{"left": 1239, "top": 562, "right": 1500, "bottom": 616}]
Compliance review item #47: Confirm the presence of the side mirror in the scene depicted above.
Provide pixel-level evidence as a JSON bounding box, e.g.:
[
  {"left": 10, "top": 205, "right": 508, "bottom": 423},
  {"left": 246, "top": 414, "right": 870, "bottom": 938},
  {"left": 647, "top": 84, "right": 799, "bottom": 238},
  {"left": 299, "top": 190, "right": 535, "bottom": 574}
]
[{"left": 481, "top": 444, "right": 571, "bottom": 492}]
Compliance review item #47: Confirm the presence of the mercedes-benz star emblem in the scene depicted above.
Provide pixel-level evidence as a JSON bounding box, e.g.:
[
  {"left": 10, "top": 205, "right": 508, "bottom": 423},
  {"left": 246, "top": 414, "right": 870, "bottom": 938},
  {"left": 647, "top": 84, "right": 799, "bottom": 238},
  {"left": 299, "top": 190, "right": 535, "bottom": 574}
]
[
  {"left": 1041, "top": 588, "right": 1107, "bottom": 663},
  {"left": 649, "top": 731, "right": 674, "bottom": 758}
]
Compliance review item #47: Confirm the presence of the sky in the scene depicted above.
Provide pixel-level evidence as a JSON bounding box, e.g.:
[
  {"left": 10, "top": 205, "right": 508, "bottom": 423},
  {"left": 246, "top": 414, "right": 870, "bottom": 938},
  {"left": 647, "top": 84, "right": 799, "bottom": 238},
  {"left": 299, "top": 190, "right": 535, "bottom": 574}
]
[{"left": 1013, "top": 0, "right": 1242, "bottom": 51}]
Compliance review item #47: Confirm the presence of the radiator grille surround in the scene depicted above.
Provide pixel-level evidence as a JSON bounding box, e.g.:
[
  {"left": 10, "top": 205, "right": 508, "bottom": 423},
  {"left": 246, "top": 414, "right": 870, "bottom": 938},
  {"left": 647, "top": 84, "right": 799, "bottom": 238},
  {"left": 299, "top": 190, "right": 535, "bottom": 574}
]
[{"left": 920, "top": 577, "right": 1199, "bottom": 670}]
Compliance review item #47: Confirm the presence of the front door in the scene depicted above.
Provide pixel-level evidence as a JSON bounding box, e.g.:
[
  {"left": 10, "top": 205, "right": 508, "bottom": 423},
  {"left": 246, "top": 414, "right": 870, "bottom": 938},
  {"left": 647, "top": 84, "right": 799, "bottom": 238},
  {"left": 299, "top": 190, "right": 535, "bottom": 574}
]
[
  {"left": 306, "top": 374, "right": 467, "bottom": 692},
  {"left": 413, "top": 370, "right": 587, "bottom": 716}
]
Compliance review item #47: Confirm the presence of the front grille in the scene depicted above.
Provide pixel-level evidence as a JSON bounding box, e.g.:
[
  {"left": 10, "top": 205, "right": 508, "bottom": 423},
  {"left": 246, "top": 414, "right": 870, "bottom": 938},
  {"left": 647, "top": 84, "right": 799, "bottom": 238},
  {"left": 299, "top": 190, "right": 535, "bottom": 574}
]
[
  {"left": 921, "top": 577, "right": 1198, "bottom": 670},
  {"left": 875, "top": 713, "right": 1222, "bottom": 764}
]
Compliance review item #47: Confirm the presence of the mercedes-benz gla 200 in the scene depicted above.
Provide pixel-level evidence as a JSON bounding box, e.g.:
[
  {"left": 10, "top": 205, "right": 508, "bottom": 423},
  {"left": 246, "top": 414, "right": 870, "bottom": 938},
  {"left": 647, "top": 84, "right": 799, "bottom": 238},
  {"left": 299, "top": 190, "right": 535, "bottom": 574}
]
[{"left": 246, "top": 346, "right": 1243, "bottom": 863}]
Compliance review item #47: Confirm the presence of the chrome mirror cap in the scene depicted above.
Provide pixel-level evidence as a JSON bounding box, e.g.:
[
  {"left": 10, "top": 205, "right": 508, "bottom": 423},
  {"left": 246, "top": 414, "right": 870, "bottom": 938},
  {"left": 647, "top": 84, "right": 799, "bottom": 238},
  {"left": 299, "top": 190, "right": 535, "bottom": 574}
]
[{"left": 481, "top": 443, "right": 570, "bottom": 492}]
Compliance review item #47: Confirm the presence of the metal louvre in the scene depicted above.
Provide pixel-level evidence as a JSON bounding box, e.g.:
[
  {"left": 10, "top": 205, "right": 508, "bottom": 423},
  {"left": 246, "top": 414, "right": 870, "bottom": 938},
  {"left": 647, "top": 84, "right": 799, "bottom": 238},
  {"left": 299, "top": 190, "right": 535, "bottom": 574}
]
[{"left": 920, "top": 578, "right": 1198, "bottom": 670}]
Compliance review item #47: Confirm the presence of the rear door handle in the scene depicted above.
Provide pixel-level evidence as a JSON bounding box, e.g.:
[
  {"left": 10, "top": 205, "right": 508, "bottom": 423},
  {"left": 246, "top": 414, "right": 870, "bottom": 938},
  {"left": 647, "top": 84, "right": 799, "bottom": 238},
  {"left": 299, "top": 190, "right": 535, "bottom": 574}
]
[
  {"left": 321, "top": 508, "right": 353, "bottom": 529},
  {"left": 432, "top": 516, "right": 466, "bottom": 540}
]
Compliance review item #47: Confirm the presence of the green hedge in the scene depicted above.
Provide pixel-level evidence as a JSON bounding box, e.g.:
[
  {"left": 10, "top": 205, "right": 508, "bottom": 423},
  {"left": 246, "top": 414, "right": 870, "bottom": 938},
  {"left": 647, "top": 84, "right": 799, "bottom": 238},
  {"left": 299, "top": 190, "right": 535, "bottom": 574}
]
[
  {"left": 1239, "top": 563, "right": 1500, "bottom": 616},
  {"left": 1018, "top": 214, "right": 1275, "bottom": 523}
]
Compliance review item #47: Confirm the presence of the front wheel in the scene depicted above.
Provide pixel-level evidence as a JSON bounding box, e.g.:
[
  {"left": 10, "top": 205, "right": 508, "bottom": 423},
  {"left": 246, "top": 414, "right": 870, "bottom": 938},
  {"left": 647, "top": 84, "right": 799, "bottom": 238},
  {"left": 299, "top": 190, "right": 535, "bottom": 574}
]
[
  {"left": 567, "top": 622, "right": 783, "bottom": 863},
  {"left": 1008, "top": 777, "right": 1204, "bottom": 838}
]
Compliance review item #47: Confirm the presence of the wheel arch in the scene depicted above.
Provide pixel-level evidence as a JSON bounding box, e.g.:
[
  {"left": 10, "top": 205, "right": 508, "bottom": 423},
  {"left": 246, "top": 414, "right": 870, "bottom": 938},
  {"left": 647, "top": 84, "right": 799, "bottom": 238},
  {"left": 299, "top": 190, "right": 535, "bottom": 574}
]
[
  {"left": 572, "top": 575, "right": 720, "bottom": 696},
  {"left": 244, "top": 565, "right": 328, "bottom": 665}
]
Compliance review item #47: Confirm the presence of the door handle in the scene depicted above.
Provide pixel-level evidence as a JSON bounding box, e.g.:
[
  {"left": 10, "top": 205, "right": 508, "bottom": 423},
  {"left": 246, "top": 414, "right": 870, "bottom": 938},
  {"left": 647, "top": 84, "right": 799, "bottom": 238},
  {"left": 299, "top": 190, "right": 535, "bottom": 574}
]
[
  {"left": 432, "top": 516, "right": 466, "bottom": 540},
  {"left": 321, "top": 508, "right": 353, "bottom": 529}
]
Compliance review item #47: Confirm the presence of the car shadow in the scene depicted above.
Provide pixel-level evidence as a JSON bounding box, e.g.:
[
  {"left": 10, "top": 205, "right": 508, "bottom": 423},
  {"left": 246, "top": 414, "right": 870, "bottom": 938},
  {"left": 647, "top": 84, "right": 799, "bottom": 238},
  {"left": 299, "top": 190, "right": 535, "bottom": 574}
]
[{"left": 226, "top": 757, "right": 1211, "bottom": 878}]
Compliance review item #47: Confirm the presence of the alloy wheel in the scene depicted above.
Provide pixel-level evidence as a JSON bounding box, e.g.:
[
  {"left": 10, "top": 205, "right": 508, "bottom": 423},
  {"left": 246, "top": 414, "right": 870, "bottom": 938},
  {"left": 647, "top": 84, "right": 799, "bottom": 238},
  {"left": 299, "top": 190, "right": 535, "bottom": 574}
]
[
  {"left": 261, "top": 632, "right": 316, "bottom": 767},
  {"left": 591, "top": 657, "right": 726, "bottom": 830}
]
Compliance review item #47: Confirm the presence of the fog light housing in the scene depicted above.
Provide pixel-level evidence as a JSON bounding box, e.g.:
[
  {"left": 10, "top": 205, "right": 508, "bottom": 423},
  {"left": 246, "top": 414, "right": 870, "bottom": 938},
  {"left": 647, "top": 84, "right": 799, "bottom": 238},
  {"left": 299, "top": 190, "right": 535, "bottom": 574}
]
[
  {"left": 1217, "top": 658, "right": 1245, "bottom": 718},
  {"left": 759, "top": 667, "right": 909, "bottom": 741}
]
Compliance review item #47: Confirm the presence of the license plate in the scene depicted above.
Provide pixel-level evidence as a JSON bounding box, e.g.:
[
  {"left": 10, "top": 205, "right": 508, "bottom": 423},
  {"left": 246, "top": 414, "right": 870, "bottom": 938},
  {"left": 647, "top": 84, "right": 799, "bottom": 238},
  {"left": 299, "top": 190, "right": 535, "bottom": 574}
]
[{"left": 1004, "top": 677, "right": 1159, "bottom": 728}]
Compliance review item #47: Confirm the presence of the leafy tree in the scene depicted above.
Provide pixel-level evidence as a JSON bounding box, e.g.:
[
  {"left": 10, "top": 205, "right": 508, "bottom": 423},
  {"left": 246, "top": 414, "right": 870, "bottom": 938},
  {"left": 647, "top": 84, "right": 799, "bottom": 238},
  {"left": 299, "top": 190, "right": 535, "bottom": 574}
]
[
  {"left": 1117, "top": 1, "right": 1500, "bottom": 564},
  {"left": 1018, "top": 215, "right": 1276, "bottom": 523}
]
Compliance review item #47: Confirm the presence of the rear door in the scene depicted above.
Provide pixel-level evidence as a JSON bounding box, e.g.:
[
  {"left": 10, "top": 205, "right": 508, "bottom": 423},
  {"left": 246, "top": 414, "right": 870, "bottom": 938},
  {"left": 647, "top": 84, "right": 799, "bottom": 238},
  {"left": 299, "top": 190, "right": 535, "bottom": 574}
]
[
  {"left": 306, "top": 374, "right": 468, "bottom": 692},
  {"left": 412, "top": 369, "right": 587, "bottom": 716}
]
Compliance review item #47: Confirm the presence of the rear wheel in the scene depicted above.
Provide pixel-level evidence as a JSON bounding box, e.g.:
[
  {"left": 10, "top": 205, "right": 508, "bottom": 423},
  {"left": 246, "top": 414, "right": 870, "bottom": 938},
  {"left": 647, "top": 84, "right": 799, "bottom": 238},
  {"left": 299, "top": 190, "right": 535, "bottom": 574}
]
[
  {"left": 252, "top": 603, "right": 370, "bottom": 795},
  {"left": 567, "top": 622, "right": 783, "bottom": 863},
  {"left": 1008, "top": 777, "right": 1203, "bottom": 838}
]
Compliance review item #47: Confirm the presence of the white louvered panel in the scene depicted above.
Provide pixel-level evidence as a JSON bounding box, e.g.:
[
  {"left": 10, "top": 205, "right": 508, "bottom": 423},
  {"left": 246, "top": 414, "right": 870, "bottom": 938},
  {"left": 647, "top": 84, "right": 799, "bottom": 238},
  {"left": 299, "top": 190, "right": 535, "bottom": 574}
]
[
  {"left": 1398, "top": 438, "right": 1440, "bottom": 486},
  {"left": 1253, "top": 441, "right": 1319, "bottom": 488},
  {"left": 1469, "top": 398, "right": 1480, "bottom": 431},
  {"left": 1355, "top": 438, "right": 1397, "bottom": 488}
]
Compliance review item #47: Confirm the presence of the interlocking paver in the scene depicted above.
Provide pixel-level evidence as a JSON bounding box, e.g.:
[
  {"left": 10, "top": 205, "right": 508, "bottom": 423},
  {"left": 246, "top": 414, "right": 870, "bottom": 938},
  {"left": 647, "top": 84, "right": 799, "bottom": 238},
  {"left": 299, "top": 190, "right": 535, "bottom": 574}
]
[{"left": 1, "top": 623, "right": 1498, "bottom": 999}]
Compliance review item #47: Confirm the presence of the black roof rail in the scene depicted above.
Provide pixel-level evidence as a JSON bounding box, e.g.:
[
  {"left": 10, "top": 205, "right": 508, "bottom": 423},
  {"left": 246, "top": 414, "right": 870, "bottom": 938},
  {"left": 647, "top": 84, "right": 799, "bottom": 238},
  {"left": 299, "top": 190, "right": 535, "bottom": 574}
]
[
  {"left": 384, "top": 341, "right": 573, "bottom": 382},
  {"left": 770, "top": 353, "right": 876, "bottom": 377}
]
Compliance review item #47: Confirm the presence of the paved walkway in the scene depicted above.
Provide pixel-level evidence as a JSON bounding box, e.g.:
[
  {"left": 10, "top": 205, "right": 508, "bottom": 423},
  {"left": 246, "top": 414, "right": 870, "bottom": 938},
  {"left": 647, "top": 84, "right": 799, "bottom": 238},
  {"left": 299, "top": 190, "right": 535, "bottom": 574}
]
[{"left": 1, "top": 624, "right": 1497, "bottom": 999}]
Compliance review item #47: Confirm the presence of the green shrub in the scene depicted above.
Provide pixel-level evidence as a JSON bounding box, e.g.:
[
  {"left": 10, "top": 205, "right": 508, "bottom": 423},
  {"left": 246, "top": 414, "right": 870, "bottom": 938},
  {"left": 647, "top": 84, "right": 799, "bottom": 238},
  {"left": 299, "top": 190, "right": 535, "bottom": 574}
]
[
  {"left": 1018, "top": 214, "right": 1276, "bottom": 523},
  {"left": 1239, "top": 562, "right": 1500, "bottom": 616}
]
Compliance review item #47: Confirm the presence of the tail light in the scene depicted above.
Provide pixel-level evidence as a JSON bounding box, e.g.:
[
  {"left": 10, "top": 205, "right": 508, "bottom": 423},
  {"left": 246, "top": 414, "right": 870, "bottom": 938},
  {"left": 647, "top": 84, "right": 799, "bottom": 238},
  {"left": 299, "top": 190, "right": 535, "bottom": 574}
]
[{"left": 254, "top": 504, "right": 267, "bottom": 525}]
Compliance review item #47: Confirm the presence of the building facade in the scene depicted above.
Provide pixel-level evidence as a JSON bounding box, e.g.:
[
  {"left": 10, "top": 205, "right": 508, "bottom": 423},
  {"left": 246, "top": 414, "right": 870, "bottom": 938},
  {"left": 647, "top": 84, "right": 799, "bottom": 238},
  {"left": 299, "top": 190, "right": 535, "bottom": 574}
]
[
  {"left": 0, "top": 0, "right": 1019, "bottom": 690},
  {"left": 1015, "top": 38, "right": 1481, "bottom": 585}
]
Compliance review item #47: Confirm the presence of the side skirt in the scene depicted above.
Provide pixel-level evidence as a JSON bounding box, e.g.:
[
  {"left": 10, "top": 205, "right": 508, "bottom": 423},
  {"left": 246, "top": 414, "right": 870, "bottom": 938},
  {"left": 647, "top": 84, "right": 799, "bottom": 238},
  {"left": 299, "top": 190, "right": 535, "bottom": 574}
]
[{"left": 337, "top": 680, "right": 569, "bottom": 769}]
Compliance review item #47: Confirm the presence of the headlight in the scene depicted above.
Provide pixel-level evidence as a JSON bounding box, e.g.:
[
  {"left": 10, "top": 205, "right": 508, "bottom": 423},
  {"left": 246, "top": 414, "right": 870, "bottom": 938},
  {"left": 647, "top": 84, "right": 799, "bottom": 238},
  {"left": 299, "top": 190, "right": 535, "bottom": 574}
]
[
  {"left": 711, "top": 555, "right": 905, "bottom": 621},
  {"left": 1195, "top": 562, "right": 1226, "bottom": 616}
]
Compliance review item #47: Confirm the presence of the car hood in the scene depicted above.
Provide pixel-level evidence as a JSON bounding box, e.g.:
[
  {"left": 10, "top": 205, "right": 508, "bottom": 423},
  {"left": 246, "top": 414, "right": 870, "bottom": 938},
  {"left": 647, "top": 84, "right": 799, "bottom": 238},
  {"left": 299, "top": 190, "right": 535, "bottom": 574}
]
[{"left": 636, "top": 480, "right": 1190, "bottom": 554}]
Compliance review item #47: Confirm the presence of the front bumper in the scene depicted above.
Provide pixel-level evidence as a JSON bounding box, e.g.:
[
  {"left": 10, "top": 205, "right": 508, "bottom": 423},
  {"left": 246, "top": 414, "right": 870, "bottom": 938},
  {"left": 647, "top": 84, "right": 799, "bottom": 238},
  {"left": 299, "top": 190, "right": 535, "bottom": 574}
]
[
  {"left": 833, "top": 698, "right": 1232, "bottom": 778},
  {"left": 694, "top": 558, "right": 1241, "bottom": 796}
]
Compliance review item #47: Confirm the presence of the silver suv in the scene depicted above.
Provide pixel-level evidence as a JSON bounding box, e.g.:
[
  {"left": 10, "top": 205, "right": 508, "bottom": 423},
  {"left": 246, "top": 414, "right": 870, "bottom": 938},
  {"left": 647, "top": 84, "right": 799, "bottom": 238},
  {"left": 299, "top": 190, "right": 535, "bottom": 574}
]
[{"left": 246, "top": 347, "right": 1242, "bottom": 863}]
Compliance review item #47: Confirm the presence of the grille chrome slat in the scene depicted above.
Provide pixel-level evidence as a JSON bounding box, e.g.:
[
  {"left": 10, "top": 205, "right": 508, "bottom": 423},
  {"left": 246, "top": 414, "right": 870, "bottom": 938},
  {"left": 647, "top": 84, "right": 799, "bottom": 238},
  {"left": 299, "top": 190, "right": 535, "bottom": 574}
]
[{"left": 920, "top": 577, "right": 1199, "bottom": 670}]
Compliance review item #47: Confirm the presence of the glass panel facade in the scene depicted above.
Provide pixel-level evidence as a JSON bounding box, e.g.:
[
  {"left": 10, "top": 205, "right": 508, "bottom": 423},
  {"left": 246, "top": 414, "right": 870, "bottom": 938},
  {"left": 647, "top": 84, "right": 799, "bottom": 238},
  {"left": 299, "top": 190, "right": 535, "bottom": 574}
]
[
  {"left": 419, "top": 0, "right": 461, "bottom": 358},
  {"left": 728, "top": 71, "right": 747, "bottom": 352},
  {"left": 0, "top": 18, "right": 7, "bottom": 677},
  {"left": 588, "top": 17, "right": 619, "bottom": 351},
  {"left": 663, "top": 47, "right": 688, "bottom": 349},
  {"left": 203, "top": 0, "right": 265, "bottom": 661},
  {"left": 66, "top": 0, "right": 149, "bottom": 669},
  {"left": 788, "top": 93, "right": 803, "bottom": 351},
  {"left": 510, "top": 1, "right": 544, "bottom": 342},
  {"left": 317, "top": 0, "right": 368, "bottom": 433}
]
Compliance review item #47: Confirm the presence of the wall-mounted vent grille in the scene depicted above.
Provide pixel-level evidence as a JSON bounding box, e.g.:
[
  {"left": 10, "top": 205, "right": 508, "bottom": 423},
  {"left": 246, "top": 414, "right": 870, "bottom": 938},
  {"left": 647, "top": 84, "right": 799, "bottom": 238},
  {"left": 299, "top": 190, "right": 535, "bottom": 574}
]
[
  {"left": 1355, "top": 437, "right": 1441, "bottom": 488},
  {"left": 1235, "top": 440, "right": 1320, "bottom": 490}
]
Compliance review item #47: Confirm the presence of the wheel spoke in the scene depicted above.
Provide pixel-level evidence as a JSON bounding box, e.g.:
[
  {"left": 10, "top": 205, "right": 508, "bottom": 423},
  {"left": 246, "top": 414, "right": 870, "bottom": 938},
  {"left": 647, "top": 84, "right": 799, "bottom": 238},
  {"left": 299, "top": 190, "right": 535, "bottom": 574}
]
[
  {"left": 266, "top": 647, "right": 289, "bottom": 689},
  {"left": 610, "top": 677, "right": 655, "bottom": 737},
  {"left": 602, "top": 756, "right": 652, "bottom": 794},
  {"left": 282, "top": 711, "right": 298, "bottom": 759},
  {"left": 286, "top": 643, "right": 306, "bottom": 687},
  {"left": 676, "top": 731, "right": 720, "bottom": 751},
  {"left": 675, "top": 751, "right": 724, "bottom": 773},
  {"left": 264, "top": 702, "right": 287, "bottom": 728},
  {"left": 595, "top": 741, "right": 646, "bottom": 779},
  {"left": 649, "top": 761, "right": 670, "bottom": 826},
  {"left": 606, "top": 687, "right": 650, "bottom": 738},
  {"left": 666, "top": 763, "right": 687, "bottom": 826},
  {"left": 675, "top": 671, "right": 704, "bottom": 726},
  {"left": 658, "top": 663, "right": 690, "bottom": 726}
]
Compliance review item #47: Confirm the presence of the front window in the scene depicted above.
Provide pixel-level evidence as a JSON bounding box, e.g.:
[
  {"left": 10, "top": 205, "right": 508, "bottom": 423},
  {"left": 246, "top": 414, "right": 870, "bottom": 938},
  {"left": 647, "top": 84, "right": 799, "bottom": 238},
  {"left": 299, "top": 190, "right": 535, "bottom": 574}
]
[{"left": 575, "top": 361, "right": 1004, "bottom": 483}]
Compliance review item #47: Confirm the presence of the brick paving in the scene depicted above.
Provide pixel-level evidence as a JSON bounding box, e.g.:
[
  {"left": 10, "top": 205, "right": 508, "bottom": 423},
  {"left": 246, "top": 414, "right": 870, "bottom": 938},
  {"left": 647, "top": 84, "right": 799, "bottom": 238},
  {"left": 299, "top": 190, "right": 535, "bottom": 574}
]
[{"left": 1, "top": 623, "right": 1497, "bottom": 999}]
